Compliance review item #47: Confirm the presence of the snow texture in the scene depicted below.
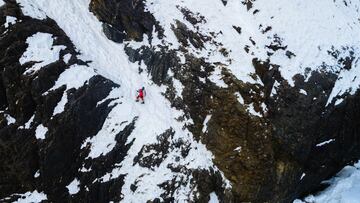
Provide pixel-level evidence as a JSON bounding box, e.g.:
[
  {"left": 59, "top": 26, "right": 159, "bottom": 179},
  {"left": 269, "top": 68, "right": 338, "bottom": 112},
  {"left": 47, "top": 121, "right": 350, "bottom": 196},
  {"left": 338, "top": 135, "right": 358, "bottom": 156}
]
[
  {"left": 295, "top": 162, "right": 360, "bottom": 203},
  {"left": 235, "top": 92, "right": 244, "bottom": 104},
  {"left": 20, "top": 33, "right": 65, "bottom": 75},
  {"left": 326, "top": 57, "right": 360, "bottom": 106},
  {"left": 66, "top": 178, "right": 80, "bottom": 195},
  {"left": 34, "top": 170, "right": 40, "bottom": 178},
  {"left": 24, "top": 115, "right": 34, "bottom": 129},
  {"left": 300, "top": 173, "right": 306, "bottom": 180},
  {"left": 271, "top": 81, "right": 280, "bottom": 97},
  {"left": 202, "top": 115, "right": 212, "bottom": 133},
  {"left": 299, "top": 89, "right": 307, "bottom": 95},
  {"left": 209, "top": 192, "right": 220, "bottom": 203},
  {"left": 17, "top": 0, "right": 47, "bottom": 20},
  {"left": 5, "top": 114, "right": 16, "bottom": 124},
  {"left": 234, "top": 146, "right": 241, "bottom": 153},
  {"left": 316, "top": 139, "right": 335, "bottom": 147},
  {"left": 50, "top": 64, "right": 96, "bottom": 91},
  {"left": 35, "top": 124, "right": 47, "bottom": 140},
  {"left": 52, "top": 93, "right": 68, "bottom": 116},
  {"left": 247, "top": 103, "right": 261, "bottom": 117},
  {"left": 169, "top": 69, "right": 184, "bottom": 98},
  {"left": 0, "top": 0, "right": 4, "bottom": 7},
  {"left": 5, "top": 16, "right": 17, "bottom": 28},
  {"left": 63, "top": 53, "right": 71, "bottom": 64},
  {"left": 208, "top": 67, "right": 228, "bottom": 88},
  {"left": 49, "top": 64, "right": 96, "bottom": 116},
  {"left": 13, "top": 190, "right": 47, "bottom": 203}
]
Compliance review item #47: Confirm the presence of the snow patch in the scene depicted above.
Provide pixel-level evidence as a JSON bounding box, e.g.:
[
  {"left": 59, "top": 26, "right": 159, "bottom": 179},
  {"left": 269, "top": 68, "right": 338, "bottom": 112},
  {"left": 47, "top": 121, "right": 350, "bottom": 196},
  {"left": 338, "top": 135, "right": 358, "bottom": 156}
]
[
  {"left": 96, "top": 87, "right": 121, "bottom": 107},
  {"left": 209, "top": 192, "right": 219, "bottom": 203},
  {"left": 5, "top": 114, "right": 16, "bottom": 124},
  {"left": 261, "top": 102, "right": 267, "bottom": 112},
  {"left": 295, "top": 162, "right": 360, "bottom": 203},
  {"left": 326, "top": 57, "right": 360, "bottom": 106},
  {"left": 20, "top": 33, "right": 65, "bottom": 75},
  {"left": 299, "top": 89, "right": 307, "bottom": 95},
  {"left": 300, "top": 173, "right": 306, "bottom": 180},
  {"left": 316, "top": 139, "right": 335, "bottom": 147},
  {"left": 202, "top": 115, "right": 212, "bottom": 133},
  {"left": 172, "top": 78, "right": 184, "bottom": 98},
  {"left": 208, "top": 67, "right": 228, "bottom": 88},
  {"left": 83, "top": 104, "right": 132, "bottom": 159},
  {"left": 63, "top": 53, "right": 72, "bottom": 64},
  {"left": 80, "top": 166, "right": 91, "bottom": 172},
  {"left": 24, "top": 115, "right": 34, "bottom": 129},
  {"left": 17, "top": 0, "right": 47, "bottom": 20},
  {"left": 168, "top": 69, "right": 184, "bottom": 98},
  {"left": 0, "top": 0, "right": 5, "bottom": 7},
  {"left": 271, "top": 81, "right": 280, "bottom": 97},
  {"left": 13, "top": 190, "right": 47, "bottom": 203},
  {"left": 53, "top": 93, "right": 68, "bottom": 116},
  {"left": 234, "top": 146, "right": 241, "bottom": 153},
  {"left": 34, "top": 170, "right": 40, "bottom": 178},
  {"left": 335, "top": 98, "right": 344, "bottom": 106},
  {"left": 247, "top": 103, "right": 261, "bottom": 117},
  {"left": 5, "top": 16, "right": 17, "bottom": 28},
  {"left": 49, "top": 64, "right": 96, "bottom": 92},
  {"left": 66, "top": 178, "right": 80, "bottom": 195},
  {"left": 235, "top": 92, "right": 244, "bottom": 104},
  {"left": 35, "top": 124, "right": 47, "bottom": 140}
]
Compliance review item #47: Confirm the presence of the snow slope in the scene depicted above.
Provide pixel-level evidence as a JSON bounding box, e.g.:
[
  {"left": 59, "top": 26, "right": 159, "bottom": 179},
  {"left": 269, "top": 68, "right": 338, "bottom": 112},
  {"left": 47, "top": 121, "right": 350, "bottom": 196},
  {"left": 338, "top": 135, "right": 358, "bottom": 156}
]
[
  {"left": 16, "top": 0, "right": 226, "bottom": 201},
  {"left": 20, "top": 32, "right": 65, "bottom": 75},
  {"left": 144, "top": 0, "right": 360, "bottom": 106},
  {"left": 10, "top": 191, "right": 47, "bottom": 203},
  {"left": 295, "top": 162, "right": 360, "bottom": 203}
]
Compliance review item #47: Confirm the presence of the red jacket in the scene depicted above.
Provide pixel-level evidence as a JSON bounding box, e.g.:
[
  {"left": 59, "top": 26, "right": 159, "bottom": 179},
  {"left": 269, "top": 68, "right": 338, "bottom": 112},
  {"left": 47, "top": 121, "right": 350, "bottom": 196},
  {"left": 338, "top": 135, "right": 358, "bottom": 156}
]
[{"left": 138, "top": 89, "right": 144, "bottom": 98}]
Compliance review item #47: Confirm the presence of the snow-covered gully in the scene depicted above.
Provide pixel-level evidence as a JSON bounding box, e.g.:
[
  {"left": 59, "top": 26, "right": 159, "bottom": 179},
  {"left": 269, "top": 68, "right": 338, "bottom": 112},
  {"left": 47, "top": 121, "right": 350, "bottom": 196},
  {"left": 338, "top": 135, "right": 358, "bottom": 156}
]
[{"left": 15, "top": 0, "right": 225, "bottom": 201}]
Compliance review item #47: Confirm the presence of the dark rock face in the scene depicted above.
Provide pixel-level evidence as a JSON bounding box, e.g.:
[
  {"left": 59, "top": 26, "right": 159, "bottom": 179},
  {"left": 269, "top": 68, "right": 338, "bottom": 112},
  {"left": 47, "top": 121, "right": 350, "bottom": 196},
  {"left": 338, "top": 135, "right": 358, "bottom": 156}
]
[
  {"left": 125, "top": 45, "right": 177, "bottom": 85},
  {"left": 90, "top": 0, "right": 163, "bottom": 43},
  {"left": 133, "top": 129, "right": 174, "bottom": 170},
  {"left": 171, "top": 20, "right": 207, "bottom": 49},
  {"left": 39, "top": 75, "right": 118, "bottom": 200}
]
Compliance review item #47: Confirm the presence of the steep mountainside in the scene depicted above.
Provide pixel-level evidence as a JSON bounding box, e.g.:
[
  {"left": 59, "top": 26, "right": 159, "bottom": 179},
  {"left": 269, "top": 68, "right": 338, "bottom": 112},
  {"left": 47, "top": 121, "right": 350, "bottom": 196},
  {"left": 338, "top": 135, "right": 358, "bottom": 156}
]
[{"left": 0, "top": 0, "right": 360, "bottom": 202}]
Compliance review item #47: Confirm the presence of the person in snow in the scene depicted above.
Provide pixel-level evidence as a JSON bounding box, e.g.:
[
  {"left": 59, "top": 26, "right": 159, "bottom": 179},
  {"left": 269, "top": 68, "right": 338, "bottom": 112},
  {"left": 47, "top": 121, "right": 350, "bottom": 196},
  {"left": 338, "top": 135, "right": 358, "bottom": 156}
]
[{"left": 136, "top": 87, "right": 146, "bottom": 104}]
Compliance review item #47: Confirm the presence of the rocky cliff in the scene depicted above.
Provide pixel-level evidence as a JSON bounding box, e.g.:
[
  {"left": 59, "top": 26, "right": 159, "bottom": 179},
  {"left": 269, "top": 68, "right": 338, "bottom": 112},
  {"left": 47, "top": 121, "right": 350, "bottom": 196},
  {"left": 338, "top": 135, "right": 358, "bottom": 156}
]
[{"left": 1, "top": 0, "right": 360, "bottom": 202}]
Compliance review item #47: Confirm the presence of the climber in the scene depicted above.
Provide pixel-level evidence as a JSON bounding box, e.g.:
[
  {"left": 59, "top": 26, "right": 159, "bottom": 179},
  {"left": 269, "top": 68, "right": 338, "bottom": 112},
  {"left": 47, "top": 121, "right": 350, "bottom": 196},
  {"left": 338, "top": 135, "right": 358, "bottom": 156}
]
[{"left": 136, "top": 87, "right": 146, "bottom": 104}]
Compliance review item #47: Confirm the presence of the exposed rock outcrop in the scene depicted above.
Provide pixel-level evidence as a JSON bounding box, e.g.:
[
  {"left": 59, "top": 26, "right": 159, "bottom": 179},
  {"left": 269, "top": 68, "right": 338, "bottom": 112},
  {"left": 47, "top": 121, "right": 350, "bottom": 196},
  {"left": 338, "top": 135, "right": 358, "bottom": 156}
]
[{"left": 90, "top": 0, "right": 163, "bottom": 43}]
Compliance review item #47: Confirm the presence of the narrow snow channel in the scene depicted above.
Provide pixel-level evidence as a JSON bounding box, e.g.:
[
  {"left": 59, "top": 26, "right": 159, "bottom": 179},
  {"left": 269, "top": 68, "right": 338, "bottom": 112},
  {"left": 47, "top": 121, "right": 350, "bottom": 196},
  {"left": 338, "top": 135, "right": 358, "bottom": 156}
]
[{"left": 16, "top": 0, "right": 221, "bottom": 201}]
